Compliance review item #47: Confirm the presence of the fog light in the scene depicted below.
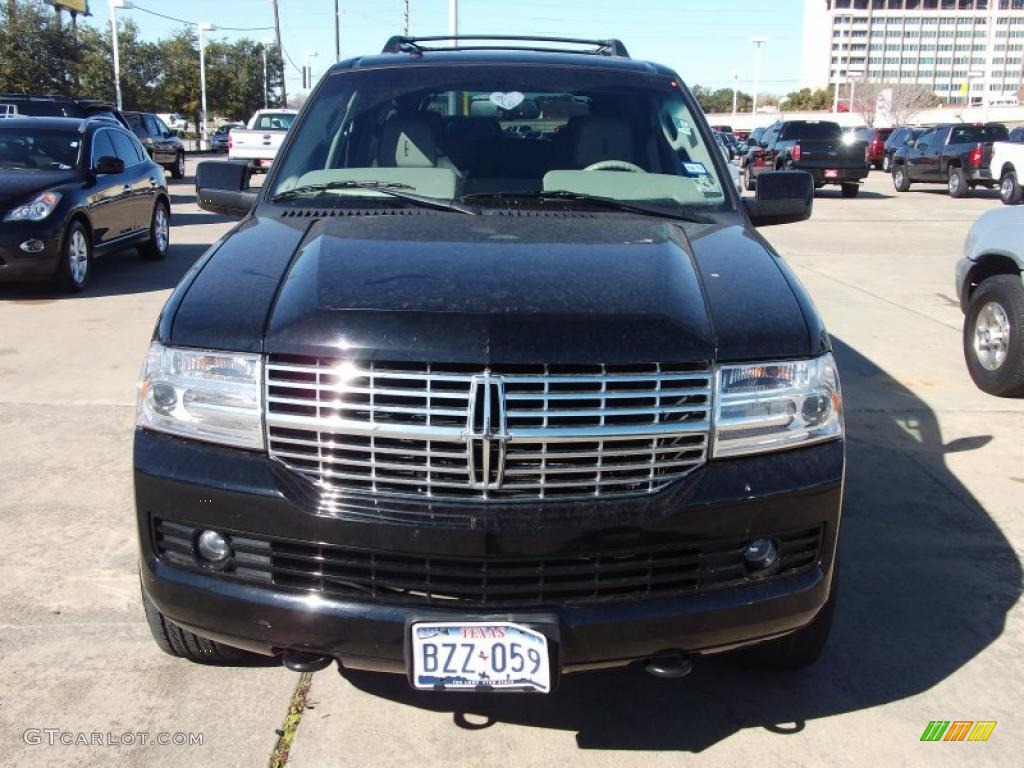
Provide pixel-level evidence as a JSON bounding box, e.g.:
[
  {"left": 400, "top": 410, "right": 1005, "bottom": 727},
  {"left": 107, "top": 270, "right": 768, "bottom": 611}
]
[
  {"left": 196, "top": 529, "right": 231, "bottom": 563},
  {"left": 19, "top": 239, "right": 45, "bottom": 253},
  {"left": 743, "top": 537, "right": 779, "bottom": 571}
]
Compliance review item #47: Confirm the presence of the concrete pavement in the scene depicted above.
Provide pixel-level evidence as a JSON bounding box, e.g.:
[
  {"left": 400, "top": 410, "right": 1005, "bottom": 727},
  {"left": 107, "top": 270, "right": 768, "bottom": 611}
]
[{"left": 0, "top": 163, "right": 1020, "bottom": 767}]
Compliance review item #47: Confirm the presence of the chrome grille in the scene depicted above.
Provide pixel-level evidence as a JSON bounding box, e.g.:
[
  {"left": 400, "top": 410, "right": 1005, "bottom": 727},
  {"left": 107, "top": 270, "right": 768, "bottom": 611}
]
[{"left": 265, "top": 356, "right": 711, "bottom": 501}]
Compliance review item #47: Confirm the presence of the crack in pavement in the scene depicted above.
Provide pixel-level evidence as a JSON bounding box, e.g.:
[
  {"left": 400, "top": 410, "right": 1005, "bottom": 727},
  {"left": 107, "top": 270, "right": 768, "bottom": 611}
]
[{"left": 269, "top": 672, "right": 314, "bottom": 768}]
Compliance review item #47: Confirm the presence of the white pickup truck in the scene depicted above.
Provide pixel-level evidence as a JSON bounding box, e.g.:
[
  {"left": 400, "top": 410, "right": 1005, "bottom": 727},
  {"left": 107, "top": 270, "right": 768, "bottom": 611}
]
[
  {"left": 227, "top": 109, "right": 298, "bottom": 172},
  {"left": 990, "top": 140, "right": 1024, "bottom": 205}
]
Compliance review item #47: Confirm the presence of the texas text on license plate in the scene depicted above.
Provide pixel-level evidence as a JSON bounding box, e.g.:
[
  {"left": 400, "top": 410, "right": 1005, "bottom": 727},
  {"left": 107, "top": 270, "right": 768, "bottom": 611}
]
[
  {"left": 410, "top": 621, "right": 551, "bottom": 693},
  {"left": 824, "top": 168, "right": 839, "bottom": 178}
]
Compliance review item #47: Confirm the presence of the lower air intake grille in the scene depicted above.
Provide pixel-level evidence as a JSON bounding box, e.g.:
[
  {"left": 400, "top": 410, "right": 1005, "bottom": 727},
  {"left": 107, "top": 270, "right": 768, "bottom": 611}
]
[{"left": 154, "top": 519, "right": 823, "bottom": 608}]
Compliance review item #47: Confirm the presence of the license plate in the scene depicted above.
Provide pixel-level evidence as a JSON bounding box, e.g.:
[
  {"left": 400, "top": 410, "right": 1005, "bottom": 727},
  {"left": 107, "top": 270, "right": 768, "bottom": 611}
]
[
  {"left": 824, "top": 168, "right": 839, "bottom": 178},
  {"left": 410, "top": 621, "right": 551, "bottom": 693}
]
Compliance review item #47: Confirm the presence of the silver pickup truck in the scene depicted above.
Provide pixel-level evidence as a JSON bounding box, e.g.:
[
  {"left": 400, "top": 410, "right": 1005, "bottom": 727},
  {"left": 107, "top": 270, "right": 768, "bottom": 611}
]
[{"left": 227, "top": 109, "right": 298, "bottom": 172}]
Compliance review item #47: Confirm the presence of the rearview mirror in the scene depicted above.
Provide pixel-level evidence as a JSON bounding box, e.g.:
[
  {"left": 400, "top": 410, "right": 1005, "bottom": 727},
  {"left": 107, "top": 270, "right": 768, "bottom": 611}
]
[
  {"left": 195, "top": 160, "right": 257, "bottom": 218},
  {"left": 743, "top": 170, "right": 813, "bottom": 227},
  {"left": 94, "top": 155, "right": 124, "bottom": 175}
]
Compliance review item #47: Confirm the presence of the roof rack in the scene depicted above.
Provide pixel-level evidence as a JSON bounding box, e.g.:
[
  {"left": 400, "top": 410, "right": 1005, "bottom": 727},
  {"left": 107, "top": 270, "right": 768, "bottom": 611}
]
[{"left": 381, "top": 35, "right": 630, "bottom": 58}]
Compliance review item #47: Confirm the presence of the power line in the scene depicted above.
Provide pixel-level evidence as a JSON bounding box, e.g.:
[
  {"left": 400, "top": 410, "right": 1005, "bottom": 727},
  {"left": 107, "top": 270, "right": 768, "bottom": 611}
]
[{"left": 130, "top": 5, "right": 273, "bottom": 32}]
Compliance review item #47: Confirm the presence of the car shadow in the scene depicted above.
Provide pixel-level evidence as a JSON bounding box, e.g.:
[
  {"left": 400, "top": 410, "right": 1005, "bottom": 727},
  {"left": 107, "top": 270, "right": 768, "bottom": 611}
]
[
  {"left": 338, "top": 336, "right": 1021, "bottom": 752},
  {"left": 913, "top": 187, "right": 1002, "bottom": 200},
  {"left": 0, "top": 242, "right": 209, "bottom": 300},
  {"left": 814, "top": 189, "right": 893, "bottom": 199}
]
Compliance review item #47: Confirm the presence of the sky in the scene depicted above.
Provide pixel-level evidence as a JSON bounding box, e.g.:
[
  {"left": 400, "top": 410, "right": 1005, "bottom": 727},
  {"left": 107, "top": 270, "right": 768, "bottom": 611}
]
[{"left": 81, "top": 0, "right": 806, "bottom": 97}]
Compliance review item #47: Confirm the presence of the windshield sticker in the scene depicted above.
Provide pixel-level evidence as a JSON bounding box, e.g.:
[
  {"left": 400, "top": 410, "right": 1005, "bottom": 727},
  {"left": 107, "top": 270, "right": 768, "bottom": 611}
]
[
  {"left": 692, "top": 174, "right": 720, "bottom": 197},
  {"left": 489, "top": 91, "right": 525, "bottom": 110},
  {"left": 675, "top": 118, "right": 692, "bottom": 136},
  {"left": 682, "top": 162, "right": 707, "bottom": 176}
]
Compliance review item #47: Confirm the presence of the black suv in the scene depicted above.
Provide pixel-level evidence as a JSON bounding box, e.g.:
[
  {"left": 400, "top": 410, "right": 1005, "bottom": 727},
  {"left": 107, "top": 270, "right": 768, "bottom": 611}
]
[
  {"left": 136, "top": 36, "right": 842, "bottom": 693},
  {"left": 123, "top": 111, "right": 186, "bottom": 179},
  {"left": 0, "top": 116, "right": 170, "bottom": 291},
  {"left": 0, "top": 93, "right": 129, "bottom": 129}
]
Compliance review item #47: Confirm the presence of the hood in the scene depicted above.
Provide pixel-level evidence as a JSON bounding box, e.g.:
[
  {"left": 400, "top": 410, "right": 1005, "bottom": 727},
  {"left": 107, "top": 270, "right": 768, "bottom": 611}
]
[
  {"left": 0, "top": 169, "right": 79, "bottom": 210},
  {"left": 169, "top": 210, "right": 816, "bottom": 364}
]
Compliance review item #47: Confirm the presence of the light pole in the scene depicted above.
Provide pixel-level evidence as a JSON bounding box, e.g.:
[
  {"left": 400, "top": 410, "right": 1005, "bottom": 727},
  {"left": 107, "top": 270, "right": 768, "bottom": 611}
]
[
  {"left": 261, "top": 38, "right": 274, "bottom": 108},
  {"left": 198, "top": 22, "right": 215, "bottom": 151},
  {"left": 832, "top": 15, "right": 848, "bottom": 113},
  {"left": 750, "top": 38, "right": 766, "bottom": 116},
  {"left": 108, "top": 0, "right": 134, "bottom": 111},
  {"left": 848, "top": 69, "right": 863, "bottom": 116},
  {"left": 731, "top": 71, "right": 740, "bottom": 122},
  {"left": 303, "top": 50, "right": 319, "bottom": 91}
]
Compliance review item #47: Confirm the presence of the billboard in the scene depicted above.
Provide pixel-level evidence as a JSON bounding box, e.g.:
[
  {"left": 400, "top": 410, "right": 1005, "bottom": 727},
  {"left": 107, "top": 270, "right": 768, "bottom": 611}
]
[{"left": 50, "top": 1, "right": 89, "bottom": 13}]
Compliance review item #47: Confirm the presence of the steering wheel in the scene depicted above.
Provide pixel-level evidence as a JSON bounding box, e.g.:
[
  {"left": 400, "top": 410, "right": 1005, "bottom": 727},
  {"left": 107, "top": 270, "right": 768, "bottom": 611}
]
[{"left": 582, "top": 160, "right": 646, "bottom": 173}]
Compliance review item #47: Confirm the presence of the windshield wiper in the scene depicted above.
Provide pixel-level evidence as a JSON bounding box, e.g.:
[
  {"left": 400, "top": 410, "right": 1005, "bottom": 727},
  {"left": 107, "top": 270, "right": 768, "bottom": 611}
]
[
  {"left": 462, "top": 190, "right": 713, "bottom": 223},
  {"left": 271, "top": 180, "right": 478, "bottom": 215}
]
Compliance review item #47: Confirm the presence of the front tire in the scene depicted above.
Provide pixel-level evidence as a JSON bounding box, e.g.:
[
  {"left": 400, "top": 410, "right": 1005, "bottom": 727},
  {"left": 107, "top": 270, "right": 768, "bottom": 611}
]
[
  {"left": 141, "top": 586, "right": 255, "bottom": 664},
  {"left": 170, "top": 152, "right": 185, "bottom": 180},
  {"left": 892, "top": 164, "right": 911, "bottom": 192},
  {"left": 743, "top": 167, "right": 756, "bottom": 192},
  {"left": 55, "top": 220, "right": 91, "bottom": 292},
  {"left": 882, "top": 154, "right": 891, "bottom": 173},
  {"left": 139, "top": 200, "right": 170, "bottom": 261},
  {"left": 1000, "top": 170, "right": 1023, "bottom": 205},
  {"left": 840, "top": 183, "right": 859, "bottom": 198},
  {"left": 963, "top": 275, "right": 1024, "bottom": 397},
  {"left": 948, "top": 166, "right": 968, "bottom": 198}
]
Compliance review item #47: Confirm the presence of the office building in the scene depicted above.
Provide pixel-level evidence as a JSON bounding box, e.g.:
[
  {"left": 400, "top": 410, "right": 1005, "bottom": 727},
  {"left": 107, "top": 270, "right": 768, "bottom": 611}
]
[{"left": 800, "top": 0, "right": 1024, "bottom": 104}]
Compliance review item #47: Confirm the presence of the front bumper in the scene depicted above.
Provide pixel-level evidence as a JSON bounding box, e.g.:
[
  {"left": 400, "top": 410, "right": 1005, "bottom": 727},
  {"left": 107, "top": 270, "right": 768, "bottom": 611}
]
[
  {"left": 136, "top": 429, "right": 844, "bottom": 674},
  {"left": 0, "top": 220, "right": 62, "bottom": 281}
]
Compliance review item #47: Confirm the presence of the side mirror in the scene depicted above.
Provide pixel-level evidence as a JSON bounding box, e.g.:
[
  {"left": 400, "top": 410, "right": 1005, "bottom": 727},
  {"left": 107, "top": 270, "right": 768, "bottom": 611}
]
[
  {"left": 743, "top": 170, "right": 813, "bottom": 227},
  {"left": 195, "top": 160, "right": 257, "bottom": 218},
  {"left": 95, "top": 155, "right": 124, "bottom": 175}
]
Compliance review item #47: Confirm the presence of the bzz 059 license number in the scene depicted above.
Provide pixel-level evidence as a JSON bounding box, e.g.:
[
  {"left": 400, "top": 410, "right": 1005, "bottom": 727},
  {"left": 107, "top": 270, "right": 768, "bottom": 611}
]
[{"left": 410, "top": 622, "right": 551, "bottom": 693}]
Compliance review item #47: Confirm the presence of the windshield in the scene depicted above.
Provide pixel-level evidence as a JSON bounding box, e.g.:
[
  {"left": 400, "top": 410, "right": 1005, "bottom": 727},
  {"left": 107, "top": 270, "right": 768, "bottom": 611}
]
[
  {"left": 254, "top": 112, "right": 296, "bottom": 130},
  {"left": 780, "top": 122, "right": 843, "bottom": 141},
  {"left": 270, "top": 65, "right": 729, "bottom": 214},
  {"left": 0, "top": 126, "right": 82, "bottom": 170}
]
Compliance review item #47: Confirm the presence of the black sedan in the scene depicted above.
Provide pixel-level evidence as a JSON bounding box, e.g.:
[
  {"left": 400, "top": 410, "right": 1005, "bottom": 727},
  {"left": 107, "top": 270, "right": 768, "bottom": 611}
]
[{"left": 0, "top": 116, "right": 170, "bottom": 291}]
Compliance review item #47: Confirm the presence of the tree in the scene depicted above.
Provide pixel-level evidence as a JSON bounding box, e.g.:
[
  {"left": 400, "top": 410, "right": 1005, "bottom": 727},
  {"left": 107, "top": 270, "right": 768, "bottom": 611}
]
[
  {"left": 849, "top": 80, "right": 940, "bottom": 126},
  {"left": 0, "top": 0, "right": 79, "bottom": 94},
  {"left": 205, "top": 39, "right": 283, "bottom": 120},
  {"left": 78, "top": 18, "right": 161, "bottom": 108},
  {"left": 692, "top": 85, "right": 753, "bottom": 114},
  {"left": 783, "top": 87, "right": 833, "bottom": 111}
]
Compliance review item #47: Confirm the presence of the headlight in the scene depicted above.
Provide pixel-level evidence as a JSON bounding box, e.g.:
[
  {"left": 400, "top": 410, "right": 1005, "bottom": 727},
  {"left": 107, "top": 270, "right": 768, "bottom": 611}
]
[
  {"left": 3, "top": 191, "right": 62, "bottom": 222},
  {"left": 713, "top": 353, "right": 842, "bottom": 458},
  {"left": 136, "top": 342, "right": 263, "bottom": 449}
]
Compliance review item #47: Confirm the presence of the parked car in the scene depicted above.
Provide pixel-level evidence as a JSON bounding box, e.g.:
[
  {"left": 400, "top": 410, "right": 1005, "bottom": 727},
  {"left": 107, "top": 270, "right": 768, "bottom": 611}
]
[
  {"left": 891, "top": 122, "right": 1009, "bottom": 198},
  {"left": 0, "top": 93, "right": 130, "bottom": 129},
  {"left": 211, "top": 122, "right": 244, "bottom": 153},
  {"left": 157, "top": 113, "right": 187, "bottom": 132},
  {"left": 123, "top": 111, "right": 186, "bottom": 179},
  {"left": 989, "top": 140, "right": 1024, "bottom": 205},
  {"left": 881, "top": 126, "right": 923, "bottom": 173},
  {"left": 227, "top": 108, "right": 298, "bottom": 171},
  {"left": 744, "top": 119, "right": 869, "bottom": 197},
  {"left": 0, "top": 116, "right": 170, "bottom": 291},
  {"left": 854, "top": 126, "right": 893, "bottom": 170},
  {"left": 738, "top": 126, "right": 767, "bottom": 169},
  {"left": 955, "top": 206, "right": 1024, "bottom": 396},
  {"left": 137, "top": 34, "right": 841, "bottom": 690}
]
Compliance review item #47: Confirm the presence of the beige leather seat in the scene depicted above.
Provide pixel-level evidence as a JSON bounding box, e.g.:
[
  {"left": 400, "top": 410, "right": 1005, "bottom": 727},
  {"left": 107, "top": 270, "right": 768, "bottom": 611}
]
[
  {"left": 377, "top": 116, "right": 440, "bottom": 167},
  {"left": 571, "top": 116, "right": 636, "bottom": 168}
]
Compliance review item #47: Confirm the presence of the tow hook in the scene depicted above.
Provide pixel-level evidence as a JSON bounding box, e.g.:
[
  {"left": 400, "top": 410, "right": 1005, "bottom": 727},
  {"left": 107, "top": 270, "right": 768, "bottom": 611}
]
[
  {"left": 644, "top": 651, "right": 693, "bottom": 679},
  {"left": 281, "top": 650, "right": 334, "bottom": 673}
]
